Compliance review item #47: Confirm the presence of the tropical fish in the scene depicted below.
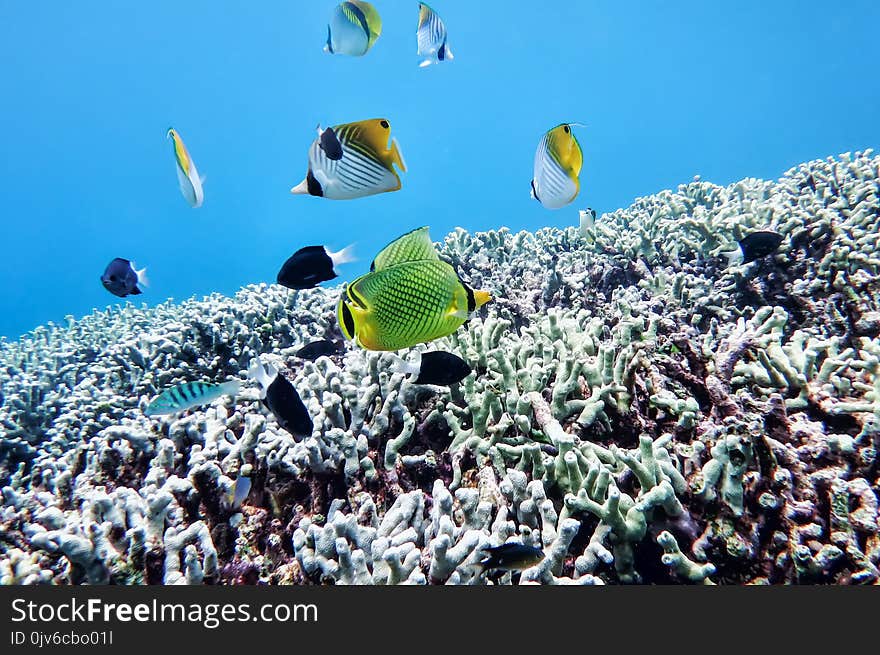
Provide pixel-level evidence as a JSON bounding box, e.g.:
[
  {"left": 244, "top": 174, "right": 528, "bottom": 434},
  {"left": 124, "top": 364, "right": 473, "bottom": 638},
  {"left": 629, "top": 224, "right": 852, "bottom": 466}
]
[
  {"left": 248, "top": 359, "right": 313, "bottom": 440},
  {"left": 579, "top": 208, "right": 596, "bottom": 231},
  {"left": 416, "top": 3, "right": 453, "bottom": 67},
  {"left": 167, "top": 128, "right": 205, "bottom": 208},
  {"left": 145, "top": 380, "right": 240, "bottom": 417},
  {"left": 531, "top": 123, "right": 583, "bottom": 209},
  {"left": 101, "top": 258, "right": 148, "bottom": 298},
  {"left": 391, "top": 350, "right": 471, "bottom": 385},
  {"left": 336, "top": 227, "right": 492, "bottom": 351},
  {"left": 277, "top": 244, "right": 356, "bottom": 290},
  {"left": 324, "top": 1, "right": 382, "bottom": 57},
  {"left": 478, "top": 543, "right": 545, "bottom": 571},
  {"left": 291, "top": 119, "right": 407, "bottom": 200},
  {"left": 226, "top": 465, "right": 252, "bottom": 511},
  {"left": 726, "top": 230, "right": 784, "bottom": 266},
  {"left": 295, "top": 339, "right": 345, "bottom": 361}
]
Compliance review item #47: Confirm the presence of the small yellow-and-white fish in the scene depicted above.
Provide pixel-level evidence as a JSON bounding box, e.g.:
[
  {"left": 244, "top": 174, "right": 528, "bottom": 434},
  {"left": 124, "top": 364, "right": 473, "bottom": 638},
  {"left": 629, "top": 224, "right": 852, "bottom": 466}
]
[
  {"left": 416, "top": 3, "right": 453, "bottom": 68},
  {"left": 325, "top": 1, "right": 382, "bottom": 57},
  {"left": 290, "top": 119, "right": 407, "bottom": 200},
  {"left": 530, "top": 123, "right": 583, "bottom": 210},
  {"left": 167, "top": 128, "right": 205, "bottom": 208}
]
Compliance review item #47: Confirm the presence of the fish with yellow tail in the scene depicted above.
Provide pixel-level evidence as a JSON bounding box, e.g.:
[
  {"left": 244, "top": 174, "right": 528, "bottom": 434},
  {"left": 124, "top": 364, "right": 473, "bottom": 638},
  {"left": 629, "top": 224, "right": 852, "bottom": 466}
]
[
  {"left": 291, "top": 119, "right": 407, "bottom": 200},
  {"left": 324, "top": 1, "right": 382, "bottom": 57},
  {"left": 531, "top": 123, "right": 583, "bottom": 209},
  {"left": 167, "top": 128, "right": 205, "bottom": 208},
  {"left": 336, "top": 227, "right": 492, "bottom": 351}
]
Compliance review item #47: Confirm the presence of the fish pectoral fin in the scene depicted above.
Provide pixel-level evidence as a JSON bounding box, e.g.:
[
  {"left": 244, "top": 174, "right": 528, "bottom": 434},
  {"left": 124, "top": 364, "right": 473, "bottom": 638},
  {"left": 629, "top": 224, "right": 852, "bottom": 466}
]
[
  {"left": 418, "top": 59, "right": 433, "bottom": 68},
  {"left": 447, "top": 307, "right": 469, "bottom": 320},
  {"left": 313, "top": 168, "right": 332, "bottom": 188},
  {"left": 389, "top": 137, "right": 407, "bottom": 172}
]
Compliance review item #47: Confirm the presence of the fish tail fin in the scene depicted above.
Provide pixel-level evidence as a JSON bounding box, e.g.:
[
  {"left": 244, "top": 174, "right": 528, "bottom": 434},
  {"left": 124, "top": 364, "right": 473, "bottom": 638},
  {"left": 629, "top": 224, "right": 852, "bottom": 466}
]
[
  {"left": 388, "top": 353, "right": 417, "bottom": 378},
  {"left": 219, "top": 380, "right": 241, "bottom": 398},
  {"left": 247, "top": 359, "right": 271, "bottom": 398},
  {"left": 725, "top": 249, "right": 744, "bottom": 267},
  {"left": 328, "top": 243, "right": 357, "bottom": 267},
  {"left": 390, "top": 137, "right": 407, "bottom": 172},
  {"left": 419, "top": 59, "right": 433, "bottom": 68},
  {"left": 324, "top": 25, "right": 333, "bottom": 53},
  {"left": 133, "top": 264, "right": 149, "bottom": 289},
  {"left": 290, "top": 179, "right": 309, "bottom": 195}
]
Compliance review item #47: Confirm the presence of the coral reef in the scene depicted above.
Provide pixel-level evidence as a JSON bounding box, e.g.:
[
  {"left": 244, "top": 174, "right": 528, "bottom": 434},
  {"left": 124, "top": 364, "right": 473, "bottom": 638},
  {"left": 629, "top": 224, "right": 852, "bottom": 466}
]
[{"left": 2, "top": 151, "right": 879, "bottom": 585}]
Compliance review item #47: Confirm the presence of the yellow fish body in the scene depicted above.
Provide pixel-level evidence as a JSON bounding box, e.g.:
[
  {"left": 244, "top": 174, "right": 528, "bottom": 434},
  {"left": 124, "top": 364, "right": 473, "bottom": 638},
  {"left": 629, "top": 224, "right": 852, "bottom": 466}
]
[
  {"left": 167, "top": 128, "right": 205, "bottom": 208},
  {"left": 531, "top": 123, "right": 583, "bottom": 209},
  {"left": 291, "top": 118, "right": 407, "bottom": 200},
  {"left": 336, "top": 227, "right": 491, "bottom": 351}
]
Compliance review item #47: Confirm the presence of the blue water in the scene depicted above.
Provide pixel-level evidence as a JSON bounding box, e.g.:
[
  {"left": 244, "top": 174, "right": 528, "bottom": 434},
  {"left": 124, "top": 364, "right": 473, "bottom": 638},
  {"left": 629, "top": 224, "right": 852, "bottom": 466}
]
[{"left": 1, "top": 0, "right": 878, "bottom": 339}]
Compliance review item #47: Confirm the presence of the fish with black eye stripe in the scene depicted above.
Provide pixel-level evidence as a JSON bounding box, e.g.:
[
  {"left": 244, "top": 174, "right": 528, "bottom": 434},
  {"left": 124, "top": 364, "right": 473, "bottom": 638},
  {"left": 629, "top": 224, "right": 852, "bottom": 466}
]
[{"left": 336, "top": 227, "right": 492, "bottom": 351}]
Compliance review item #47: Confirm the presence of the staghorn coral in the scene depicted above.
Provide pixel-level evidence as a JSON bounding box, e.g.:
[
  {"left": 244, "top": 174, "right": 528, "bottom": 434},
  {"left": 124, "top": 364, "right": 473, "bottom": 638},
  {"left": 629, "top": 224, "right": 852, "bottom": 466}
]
[{"left": 2, "top": 151, "right": 879, "bottom": 584}]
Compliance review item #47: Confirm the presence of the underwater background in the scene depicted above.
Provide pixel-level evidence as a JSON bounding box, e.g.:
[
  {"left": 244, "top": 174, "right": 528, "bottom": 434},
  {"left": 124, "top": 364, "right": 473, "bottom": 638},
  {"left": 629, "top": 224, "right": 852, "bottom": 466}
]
[{"left": 2, "top": 2, "right": 880, "bottom": 586}]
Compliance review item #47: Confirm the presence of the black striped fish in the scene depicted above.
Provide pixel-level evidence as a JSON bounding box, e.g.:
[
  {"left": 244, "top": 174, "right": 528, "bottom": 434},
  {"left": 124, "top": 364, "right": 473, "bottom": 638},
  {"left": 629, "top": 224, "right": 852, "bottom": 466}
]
[
  {"left": 417, "top": 3, "right": 453, "bottom": 68},
  {"left": 144, "top": 380, "right": 240, "bottom": 416},
  {"left": 531, "top": 123, "right": 583, "bottom": 209},
  {"left": 290, "top": 118, "right": 407, "bottom": 200}
]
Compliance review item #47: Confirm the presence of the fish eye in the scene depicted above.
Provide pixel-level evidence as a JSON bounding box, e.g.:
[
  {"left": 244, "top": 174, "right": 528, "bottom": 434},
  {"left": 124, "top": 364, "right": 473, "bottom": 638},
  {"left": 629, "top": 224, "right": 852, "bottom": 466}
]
[
  {"left": 109, "top": 275, "right": 117, "bottom": 282},
  {"left": 380, "top": 120, "right": 389, "bottom": 129},
  {"left": 563, "top": 125, "right": 570, "bottom": 133}
]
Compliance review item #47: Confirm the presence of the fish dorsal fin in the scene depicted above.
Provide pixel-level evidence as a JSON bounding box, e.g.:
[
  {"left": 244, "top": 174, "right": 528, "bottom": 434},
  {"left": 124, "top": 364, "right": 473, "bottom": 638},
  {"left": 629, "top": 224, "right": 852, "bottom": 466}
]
[
  {"left": 350, "top": 0, "right": 382, "bottom": 46},
  {"left": 418, "top": 3, "right": 433, "bottom": 28},
  {"left": 335, "top": 119, "right": 396, "bottom": 165},
  {"left": 547, "top": 124, "right": 583, "bottom": 177},
  {"left": 370, "top": 226, "right": 438, "bottom": 272}
]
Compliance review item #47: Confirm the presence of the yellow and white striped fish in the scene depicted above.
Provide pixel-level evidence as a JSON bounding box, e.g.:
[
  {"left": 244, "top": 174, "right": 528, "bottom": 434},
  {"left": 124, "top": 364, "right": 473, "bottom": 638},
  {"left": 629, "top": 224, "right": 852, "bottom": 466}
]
[
  {"left": 417, "top": 3, "right": 453, "bottom": 68},
  {"left": 530, "top": 123, "right": 583, "bottom": 210},
  {"left": 290, "top": 119, "right": 407, "bottom": 200},
  {"left": 324, "top": 1, "right": 382, "bottom": 57},
  {"left": 167, "top": 128, "right": 205, "bottom": 208}
]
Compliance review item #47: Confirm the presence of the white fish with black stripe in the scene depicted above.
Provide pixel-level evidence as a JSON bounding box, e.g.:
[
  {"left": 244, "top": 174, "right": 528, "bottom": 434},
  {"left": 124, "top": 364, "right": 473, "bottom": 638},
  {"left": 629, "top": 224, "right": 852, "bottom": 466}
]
[
  {"left": 417, "top": 3, "right": 453, "bottom": 68},
  {"left": 290, "top": 118, "right": 407, "bottom": 200},
  {"left": 531, "top": 123, "right": 584, "bottom": 210}
]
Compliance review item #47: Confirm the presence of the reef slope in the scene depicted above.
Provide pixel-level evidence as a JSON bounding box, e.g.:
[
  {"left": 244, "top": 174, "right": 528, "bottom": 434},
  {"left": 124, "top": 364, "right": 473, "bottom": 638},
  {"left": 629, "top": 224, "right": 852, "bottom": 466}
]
[{"left": 2, "top": 151, "right": 879, "bottom": 585}]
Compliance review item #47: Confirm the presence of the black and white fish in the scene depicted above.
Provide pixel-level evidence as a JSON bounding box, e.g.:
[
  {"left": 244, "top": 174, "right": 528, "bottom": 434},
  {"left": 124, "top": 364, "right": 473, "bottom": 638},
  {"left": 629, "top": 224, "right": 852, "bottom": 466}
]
[
  {"left": 726, "top": 230, "right": 784, "bottom": 266},
  {"left": 295, "top": 339, "right": 345, "bottom": 361},
  {"left": 248, "top": 359, "right": 313, "bottom": 440},
  {"left": 277, "top": 244, "right": 356, "bottom": 290},
  {"left": 101, "top": 258, "right": 148, "bottom": 298},
  {"left": 391, "top": 350, "right": 472, "bottom": 386}
]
